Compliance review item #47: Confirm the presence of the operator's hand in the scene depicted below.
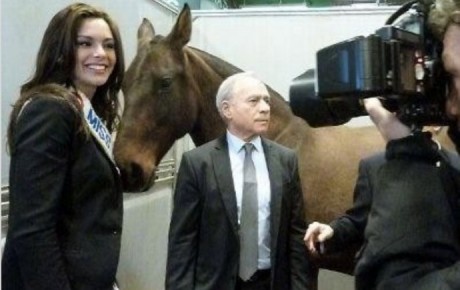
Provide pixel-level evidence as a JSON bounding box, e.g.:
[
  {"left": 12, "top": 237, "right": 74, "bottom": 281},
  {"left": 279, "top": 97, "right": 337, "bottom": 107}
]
[
  {"left": 363, "top": 98, "right": 411, "bottom": 142},
  {"left": 304, "top": 222, "right": 333, "bottom": 255}
]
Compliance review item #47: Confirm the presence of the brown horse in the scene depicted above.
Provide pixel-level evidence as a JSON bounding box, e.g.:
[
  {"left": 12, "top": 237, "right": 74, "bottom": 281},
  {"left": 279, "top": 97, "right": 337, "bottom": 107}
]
[{"left": 113, "top": 4, "right": 453, "bottom": 289}]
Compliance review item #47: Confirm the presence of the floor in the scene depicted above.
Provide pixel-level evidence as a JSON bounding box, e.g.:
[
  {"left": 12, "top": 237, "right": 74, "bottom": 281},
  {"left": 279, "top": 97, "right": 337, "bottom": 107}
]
[{"left": 319, "top": 270, "right": 354, "bottom": 290}]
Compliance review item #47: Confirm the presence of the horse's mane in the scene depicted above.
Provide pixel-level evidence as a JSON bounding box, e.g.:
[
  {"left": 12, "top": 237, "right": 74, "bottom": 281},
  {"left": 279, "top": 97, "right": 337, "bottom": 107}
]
[
  {"left": 188, "top": 47, "right": 242, "bottom": 78},
  {"left": 186, "top": 47, "right": 287, "bottom": 104}
]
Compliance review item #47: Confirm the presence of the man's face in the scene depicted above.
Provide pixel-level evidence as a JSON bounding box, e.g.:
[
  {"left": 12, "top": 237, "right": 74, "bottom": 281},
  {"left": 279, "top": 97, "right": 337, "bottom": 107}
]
[
  {"left": 223, "top": 78, "right": 271, "bottom": 141},
  {"left": 443, "top": 24, "right": 460, "bottom": 128}
]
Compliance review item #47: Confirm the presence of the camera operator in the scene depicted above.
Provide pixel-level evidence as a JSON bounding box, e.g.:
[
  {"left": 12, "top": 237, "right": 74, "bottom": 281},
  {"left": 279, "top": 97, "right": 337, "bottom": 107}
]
[{"left": 304, "top": 1, "right": 460, "bottom": 289}]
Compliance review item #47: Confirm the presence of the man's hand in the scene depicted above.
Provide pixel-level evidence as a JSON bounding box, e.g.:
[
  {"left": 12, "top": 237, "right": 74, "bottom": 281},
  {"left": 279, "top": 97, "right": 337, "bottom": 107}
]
[
  {"left": 363, "top": 98, "right": 411, "bottom": 141},
  {"left": 304, "top": 222, "right": 334, "bottom": 255}
]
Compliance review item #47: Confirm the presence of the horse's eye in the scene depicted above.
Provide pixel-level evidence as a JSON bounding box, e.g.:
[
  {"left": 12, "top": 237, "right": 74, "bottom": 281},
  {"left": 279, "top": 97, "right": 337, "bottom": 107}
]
[{"left": 160, "top": 77, "right": 172, "bottom": 89}]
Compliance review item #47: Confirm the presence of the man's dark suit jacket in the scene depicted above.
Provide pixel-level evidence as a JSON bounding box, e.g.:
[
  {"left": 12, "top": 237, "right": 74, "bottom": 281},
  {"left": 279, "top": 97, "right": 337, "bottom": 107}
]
[
  {"left": 326, "top": 137, "right": 460, "bottom": 290},
  {"left": 166, "top": 135, "right": 311, "bottom": 290},
  {"left": 2, "top": 96, "right": 123, "bottom": 290}
]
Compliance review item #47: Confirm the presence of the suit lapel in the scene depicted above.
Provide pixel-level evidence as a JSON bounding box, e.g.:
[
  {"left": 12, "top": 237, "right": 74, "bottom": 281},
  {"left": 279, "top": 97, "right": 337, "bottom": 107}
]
[
  {"left": 262, "top": 139, "right": 282, "bottom": 256},
  {"left": 212, "top": 136, "right": 239, "bottom": 236}
]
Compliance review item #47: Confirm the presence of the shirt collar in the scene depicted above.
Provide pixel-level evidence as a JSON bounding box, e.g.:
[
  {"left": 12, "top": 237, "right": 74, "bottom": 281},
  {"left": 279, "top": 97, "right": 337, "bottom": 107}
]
[{"left": 226, "top": 130, "right": 262, "bottom": 153}]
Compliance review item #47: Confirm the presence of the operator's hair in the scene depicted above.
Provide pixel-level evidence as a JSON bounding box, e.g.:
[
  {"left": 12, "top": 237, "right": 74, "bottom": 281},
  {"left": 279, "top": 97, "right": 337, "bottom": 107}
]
[{"left": 428, "top": 0, "right": 460, "bottom": 40}]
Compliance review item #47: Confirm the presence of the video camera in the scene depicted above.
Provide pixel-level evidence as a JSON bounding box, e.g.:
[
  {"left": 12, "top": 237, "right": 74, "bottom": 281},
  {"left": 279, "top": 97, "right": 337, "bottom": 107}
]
[{"left": 289, "top": 0, "right": 448, "bottom": 127}]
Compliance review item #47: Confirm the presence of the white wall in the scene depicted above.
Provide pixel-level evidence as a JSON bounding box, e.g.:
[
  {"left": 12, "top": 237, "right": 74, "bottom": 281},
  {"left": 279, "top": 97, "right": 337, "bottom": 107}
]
[
  {"left": 118, "top": 183, "right": 173, "bottom": 290},
  {"left": 189, "top": 6, "right": 398, "bottom": 126},
  {"left": 190, "top": 6, "right": 397, "bottom": 98}
]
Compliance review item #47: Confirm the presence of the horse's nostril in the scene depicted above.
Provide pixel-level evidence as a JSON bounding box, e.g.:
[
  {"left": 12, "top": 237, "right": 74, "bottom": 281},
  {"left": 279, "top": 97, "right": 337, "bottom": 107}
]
[
  {"left": 130, "top": 162, "right": 144, "bottom": 182},
  {"left": 120, "top": 161, "right": 145, "bottom": 192}
]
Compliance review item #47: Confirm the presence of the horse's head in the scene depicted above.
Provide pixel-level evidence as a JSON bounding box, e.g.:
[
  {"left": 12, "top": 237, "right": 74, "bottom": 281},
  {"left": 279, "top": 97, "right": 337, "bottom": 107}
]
[{"left": 114, "top": 5, "right": 199, "bottom": 192}]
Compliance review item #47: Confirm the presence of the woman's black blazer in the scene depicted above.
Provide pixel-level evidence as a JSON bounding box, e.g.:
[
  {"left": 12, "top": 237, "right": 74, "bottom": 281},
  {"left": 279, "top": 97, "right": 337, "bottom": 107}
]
[{"left": 2, "top": 96, "right": 123, "bottom": 290}]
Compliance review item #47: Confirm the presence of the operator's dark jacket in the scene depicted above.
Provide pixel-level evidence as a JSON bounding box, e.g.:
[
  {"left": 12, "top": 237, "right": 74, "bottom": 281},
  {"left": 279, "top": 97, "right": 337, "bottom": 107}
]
[
  {"left": 325, "top": 133, "right": 460, "bottom": 290},
  {"left": 2, "top": 96, "right": 123, "bottom": 290}
]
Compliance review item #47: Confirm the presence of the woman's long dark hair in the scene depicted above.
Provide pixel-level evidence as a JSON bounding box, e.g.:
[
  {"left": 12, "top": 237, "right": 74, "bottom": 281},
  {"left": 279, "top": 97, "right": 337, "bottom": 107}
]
[{"left": 7, "top": 2, "right": 125, "bottom": 152}]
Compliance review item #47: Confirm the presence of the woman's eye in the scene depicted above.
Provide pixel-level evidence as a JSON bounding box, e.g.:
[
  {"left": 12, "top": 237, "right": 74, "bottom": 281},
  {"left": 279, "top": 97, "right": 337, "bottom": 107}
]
[
  {"left": 77, "top": 41, "right": 91, "bottom": 47},
  {"left": 104, "top": 42, "right": 115, "bottom": 49}
]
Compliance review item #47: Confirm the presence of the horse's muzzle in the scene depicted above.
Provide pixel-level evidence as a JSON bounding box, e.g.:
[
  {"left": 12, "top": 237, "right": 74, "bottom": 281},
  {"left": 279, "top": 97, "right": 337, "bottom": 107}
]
[{"left": 118, "top": 161, "right": 155, "bottom": 192}]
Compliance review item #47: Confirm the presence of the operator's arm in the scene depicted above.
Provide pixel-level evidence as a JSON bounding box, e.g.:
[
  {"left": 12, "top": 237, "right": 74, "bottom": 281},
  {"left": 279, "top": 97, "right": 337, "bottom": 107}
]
[
  {"left": 325, "top": 156, "right": 376, "bottom": 253},
  {"left": 305, "top": 155, "right": 377, "bottom": 255}
]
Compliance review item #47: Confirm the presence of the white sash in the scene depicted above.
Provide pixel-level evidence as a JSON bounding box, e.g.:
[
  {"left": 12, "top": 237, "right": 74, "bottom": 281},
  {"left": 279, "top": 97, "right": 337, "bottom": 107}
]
[{"left": 81, "top": 96, "right": 115, "bottom": 164}]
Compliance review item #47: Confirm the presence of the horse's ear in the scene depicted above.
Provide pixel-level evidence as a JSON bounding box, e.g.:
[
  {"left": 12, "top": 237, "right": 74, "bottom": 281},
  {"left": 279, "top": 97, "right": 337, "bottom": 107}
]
[
  {"left": 137, "top": 18, "right": 156, "bottom": 49},
  {"left": 167, "top": 3, "right": 192, "bottom": 49}
]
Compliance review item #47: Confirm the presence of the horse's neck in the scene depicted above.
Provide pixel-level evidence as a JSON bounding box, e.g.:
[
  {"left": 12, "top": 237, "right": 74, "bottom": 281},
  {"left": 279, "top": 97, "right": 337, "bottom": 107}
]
[
  {"left": 184, "top": 48, "right": 232, "bottom": 145},
  {"left": 265, "top": 91, "right": 312, "bottom": 150}
]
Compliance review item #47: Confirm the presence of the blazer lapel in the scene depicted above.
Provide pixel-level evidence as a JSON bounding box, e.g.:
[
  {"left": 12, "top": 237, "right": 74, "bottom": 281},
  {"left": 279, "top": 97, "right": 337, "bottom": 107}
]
[
  {"left": 262, "top": 139, "right": 282, "bottom": 256},
  {"left": 212, "top": 135, "right": 239, "bottom": 236}
]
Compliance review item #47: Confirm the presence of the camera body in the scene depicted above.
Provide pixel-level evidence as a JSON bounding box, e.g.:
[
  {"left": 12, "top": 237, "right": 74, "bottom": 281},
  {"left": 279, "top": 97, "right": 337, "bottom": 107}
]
[{"left": 289, "top": 0, "right": 448, "bottom": 127}]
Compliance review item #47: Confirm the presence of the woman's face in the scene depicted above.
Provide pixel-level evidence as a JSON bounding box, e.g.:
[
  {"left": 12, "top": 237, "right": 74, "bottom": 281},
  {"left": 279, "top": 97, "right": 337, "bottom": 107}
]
[{"left": 73, "top": 18, "right": 116, "bottom": 99}]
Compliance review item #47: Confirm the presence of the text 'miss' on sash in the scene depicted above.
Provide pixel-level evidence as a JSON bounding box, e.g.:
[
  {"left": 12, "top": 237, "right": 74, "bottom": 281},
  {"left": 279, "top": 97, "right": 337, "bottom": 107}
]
[{"left": 82, "top": 96, "right": 115, "bottom": 165}]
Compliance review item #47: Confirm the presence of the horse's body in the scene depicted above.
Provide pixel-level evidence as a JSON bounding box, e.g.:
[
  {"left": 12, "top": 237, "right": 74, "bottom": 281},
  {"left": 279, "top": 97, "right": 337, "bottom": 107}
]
[{"left": 113, "top": 5, "right": 453, "bottom": 289}]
